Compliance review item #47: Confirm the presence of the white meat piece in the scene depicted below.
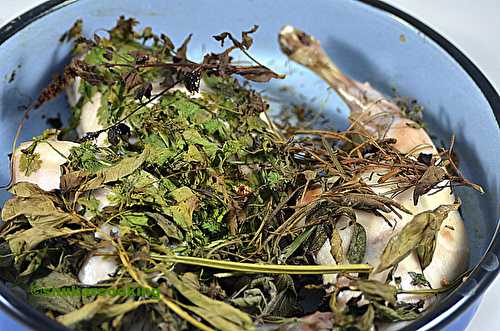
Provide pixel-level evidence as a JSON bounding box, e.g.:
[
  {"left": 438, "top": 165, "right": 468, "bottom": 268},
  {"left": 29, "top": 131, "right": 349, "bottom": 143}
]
[
  {"left": 78, "top": 245, "right": 118, "bottom": 285},
  {"left": 12, "top": 140, "right": 78, "bottom": 191}
]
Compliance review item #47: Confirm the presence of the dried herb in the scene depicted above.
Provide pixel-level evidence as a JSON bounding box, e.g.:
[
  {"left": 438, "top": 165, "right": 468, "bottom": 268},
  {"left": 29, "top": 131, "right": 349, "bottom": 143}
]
[
  {"left": 408, "top": 272, "right": 431, "bottom": 287},
  {"left": 347, "top": 223, "right": 366, "bottom": 264},
  {"left": 376, "top": 204, "right": 459, "bottom": 273},
  {"left": 1, "top": 17, "right": 483, "bottom": 331},
  {"left": 413, "top": 166, "right": 447, "bottom": 205}
]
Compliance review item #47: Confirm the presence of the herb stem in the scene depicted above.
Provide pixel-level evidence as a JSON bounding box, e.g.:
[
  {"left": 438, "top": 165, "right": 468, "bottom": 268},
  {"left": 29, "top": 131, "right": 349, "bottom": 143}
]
[
  {"left": 152, "top": 254, "right": 373, "bottom": 274},
  {"left": 398, "top": 271, "right": 469, "bottom": 295}
]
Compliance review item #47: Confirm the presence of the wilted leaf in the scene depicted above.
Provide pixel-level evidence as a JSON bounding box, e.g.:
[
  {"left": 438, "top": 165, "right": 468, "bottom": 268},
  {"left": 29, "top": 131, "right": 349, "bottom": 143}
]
[
  {"left": 123, "top": 70, "right": 144, "bottom": 91},
  {"left": 376, "top": 204, "right": 458, "bottom": 273},
  {"left": 1, "top": 195, "right": 65, "bottom": 221},
  {"left": 163, "top": 187, "right": 199, "bottom": 228},
  {"left": 347, "top": 223, "right": 366, "bottom": 264},
  {"left": 241, "top": 25, "right": 258, "bottom": 49},
  {"left": 163, "top": 271, "right": 253, "bottom": 331},
  {"left": 279, "top": 311, "right": 334, "bottom": 331},
  {"left": 60, "top": 19, "right": 83, "bottom": 42},
  {"left": 145, "top": 212, "right": 183, "bottom": 241},
  {"left": 237, "top": 67, "right": 285, "bottom": 83},
  {"left": 30, "top": 271, "right": 82, "bottom": 314},
  {"left": 263, "top": 275, "right": 299, "bottom": 317},
  {"left": 8, "top": 182, "right": 47, "bottom": 197},
  {"left": 330, "top": 228, "right": 344, "bottom": 264},
  {"left": 413, "top": 166, "right": 447, "bottom": 205},
  {"left": 56, "top": 297, "right": 107, "bottom": 327},
  {"left": 356, "top": 304, "right": 375, "bottom": 331},
  {"left": 60, "top": 171, "right": 88, "bottom": 191},
  {"left": 175, "top": 33, "right": 192, "bottom": 61},
  {"left": 7, "top": 225, "right": 89, "bottom": 255},
  {"left": 372, "top": 302, "right": 419, "bottom": 322},
  {"left": 355, "top": 279, "right": 397, "bottom": 305}
]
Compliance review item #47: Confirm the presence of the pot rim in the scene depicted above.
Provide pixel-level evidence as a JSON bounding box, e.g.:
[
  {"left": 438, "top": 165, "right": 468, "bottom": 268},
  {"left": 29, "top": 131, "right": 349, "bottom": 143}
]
[{"left": 0, "top": 0, "right": 498, "bottom": 330}]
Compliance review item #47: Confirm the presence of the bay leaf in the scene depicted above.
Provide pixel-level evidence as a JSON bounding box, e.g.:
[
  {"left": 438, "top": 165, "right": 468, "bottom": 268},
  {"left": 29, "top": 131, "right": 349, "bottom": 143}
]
[
  {"left": 417, "top": 203, "right": 459, "bottom": 269},
  {"left": 376, "top": 204, "right": 459, "bottom": 273}
]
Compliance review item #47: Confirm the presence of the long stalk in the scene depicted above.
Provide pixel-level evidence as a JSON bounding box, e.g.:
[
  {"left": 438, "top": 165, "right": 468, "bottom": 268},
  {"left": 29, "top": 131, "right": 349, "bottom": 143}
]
[{"left": 152, "top": 254, "right": 373, "bottom": 274}]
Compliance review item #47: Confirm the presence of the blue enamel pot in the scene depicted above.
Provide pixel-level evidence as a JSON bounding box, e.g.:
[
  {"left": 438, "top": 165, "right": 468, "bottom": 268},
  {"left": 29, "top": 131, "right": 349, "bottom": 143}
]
[{"left": 0, "top": 0, "right": 498, "bottom": 330}]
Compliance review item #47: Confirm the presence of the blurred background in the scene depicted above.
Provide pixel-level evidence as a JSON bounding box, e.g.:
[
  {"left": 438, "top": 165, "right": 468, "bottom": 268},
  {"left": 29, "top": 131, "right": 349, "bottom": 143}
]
[{"left": 0, "top": 1, "right": 499, "bottom": 330}]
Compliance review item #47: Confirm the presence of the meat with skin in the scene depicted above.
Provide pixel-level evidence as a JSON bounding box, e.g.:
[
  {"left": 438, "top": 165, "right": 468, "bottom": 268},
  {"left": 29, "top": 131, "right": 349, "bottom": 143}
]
[
  {"left": 12, "top": 140, "right": 78, "bottom": 191},
  {"left": 279, "top": 25, "right": 468, "bottom": 307}
]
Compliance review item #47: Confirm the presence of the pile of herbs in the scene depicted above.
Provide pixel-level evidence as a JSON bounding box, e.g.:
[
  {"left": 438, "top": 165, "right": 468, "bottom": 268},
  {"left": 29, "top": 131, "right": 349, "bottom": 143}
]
[{"left": 0, "top": 17, "right": 480, "bottom": 331}]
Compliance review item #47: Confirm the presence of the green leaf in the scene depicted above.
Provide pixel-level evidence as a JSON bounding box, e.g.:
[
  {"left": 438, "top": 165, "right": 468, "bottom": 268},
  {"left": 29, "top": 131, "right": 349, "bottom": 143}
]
[
  {"left": 279, "top": 226, "right": 316, "bottom": 263},
  {"left": 347, "top": 223, "right": 366, "bottom": 264},
  {"left": 19, "top": 152, "right": 42, "bottom": 176},
  {"left": 170, "top": 186, "right": 196, "bottom": 202},
  {"left": 120, "top": 212, "right": 150, "bottom": 235},
  {"left": 81, "top": 146, "right": 150, "bottom": 190},
  {"left": 68, "top": 141, "right": 106, "bottom": 173},
  {"left": 408, "top": 272, "right": 431, "bottom": 287},
  {"left": 182, "top": 128, "right": 219, "bottom": 158}
]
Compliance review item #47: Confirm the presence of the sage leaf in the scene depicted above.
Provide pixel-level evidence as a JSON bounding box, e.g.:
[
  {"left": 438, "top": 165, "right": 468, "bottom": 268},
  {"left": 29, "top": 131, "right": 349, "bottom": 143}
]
[{"left": 347, "top": 223, "right": 366, "bottom": 264}]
